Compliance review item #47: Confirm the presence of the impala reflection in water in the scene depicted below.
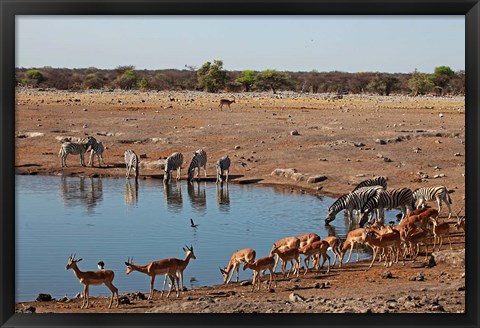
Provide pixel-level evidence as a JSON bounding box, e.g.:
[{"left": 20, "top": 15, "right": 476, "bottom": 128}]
[{"left": 16, "top": 175, "right": 374, "bottom": 302}]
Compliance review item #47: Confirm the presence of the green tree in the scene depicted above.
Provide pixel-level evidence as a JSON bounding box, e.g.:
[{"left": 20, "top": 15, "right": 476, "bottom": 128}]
[
  {"left": 197, "top": 60, "right": 227, "bottom": 93},
  {"left": 24, "top": 69, "right": 45, "bottom": 86},
  {"left": 407, "top": 69, "right": 434, "bottom": 96},
  {"left": 367, "top": 74, "right": 399, "bottom": 96},
  {"left": 138, "top": 77, "right": 150, "bottom": 91},
  {"left": 255, "top": 69, "right": 291, "bottom": 94},
  {"left": 236, "top": 70, "right": 257, "bottom": 92},
  {"left": 429, "top": 66, "right": 455, "bottom": 95},
  {"left": 83, "top": 73, "right": 104, "bottom": 89},
  {"left": 115, "top": 69, "right": 138, "bottom": 90}
]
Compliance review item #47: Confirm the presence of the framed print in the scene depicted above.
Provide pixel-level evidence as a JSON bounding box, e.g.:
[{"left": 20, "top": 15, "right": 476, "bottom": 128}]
[{"left": 1, "top": 0, "right": 479, "bottom": 327}]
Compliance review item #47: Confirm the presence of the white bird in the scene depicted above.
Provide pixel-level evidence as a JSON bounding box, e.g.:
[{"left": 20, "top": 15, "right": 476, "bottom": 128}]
[
  {"left": 97, "top": 261, "right": 105, "bottom": 270},
  {"left": 190, "top": 218, "right": 199, "bottom": 228}
]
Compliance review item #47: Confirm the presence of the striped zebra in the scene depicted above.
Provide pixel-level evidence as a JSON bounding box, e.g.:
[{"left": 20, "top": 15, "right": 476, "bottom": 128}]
[
  {"left": 164, "top": 152, "right": 184, "bottom": 183},
  {"left": 124, "top": 149, "right": 139, "bottom": 180},
  {"left": 215, "top": 155, "right": 231, "bottom": 183},
  {"left": 187, "top": 149, "right": 207, "bottom": 183},
  {"left": 324, "top": 186, "right": 384, "bottom": 225},
  {"left": 58, "top": 136, "right": 96, "bottom": 167},
  {"left": 359, "top": 187, "right": 414, "bottom": 226},
  {"left": 352, "top": 176, "right": 388, "bottom": 191},
  {"left": 413, "top": 185, "right": 452, "bottom": 219},
  {"left": 88, "top": 140, "right": 105, "bottom": 167}
]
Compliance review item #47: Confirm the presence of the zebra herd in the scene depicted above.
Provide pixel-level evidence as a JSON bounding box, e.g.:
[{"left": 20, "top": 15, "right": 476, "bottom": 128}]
[
  {"left": 57, "top": 136, "right": 231, "bottom": 184},
  {"left": 324, "top": 176, "right": 454, "bottom": 227}
]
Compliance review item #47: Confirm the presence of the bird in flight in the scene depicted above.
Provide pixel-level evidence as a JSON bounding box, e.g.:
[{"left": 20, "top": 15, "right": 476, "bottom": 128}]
[
  {"left": 190, "top": 218, "right": 199, "bottom": 228},
  {"left": 97, "top": 261, "right": 105, "bottom": 270}
]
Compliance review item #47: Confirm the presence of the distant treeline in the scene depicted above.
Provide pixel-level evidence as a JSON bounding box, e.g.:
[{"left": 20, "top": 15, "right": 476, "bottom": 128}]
[{"left": 15, "top": 60, "right": 465, "bottom": 96}]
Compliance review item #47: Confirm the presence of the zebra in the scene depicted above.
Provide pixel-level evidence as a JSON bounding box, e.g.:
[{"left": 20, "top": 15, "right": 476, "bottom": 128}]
[
  {"left": 413, "top": 185, "right": 452, "bottom": 219},
  {"left": 58, "top": 136, "right": 96, "bottom": 167},
  {"left": 352, "top": 176, "right": 388, "bottom": 191},
  {"left": 187, "top": 149, "right": 207, "bottom": 183},
  {"left": 164, "top": 152, "right": 184, "bottom": 183},
  {"left": 88, "top": 140, "right": 105, "bottom": 167},
  {"left": 215, "top": 155, "right": 231, "bottom": 183},
  {"left": 359, "top": 187, "right": 414, "bottom": 227},
  {"left": 124, "top": 149, "right": 139, "bottom": 180},
  {"left": 324, "top": 186, "right": 384, "bottom": 225}
]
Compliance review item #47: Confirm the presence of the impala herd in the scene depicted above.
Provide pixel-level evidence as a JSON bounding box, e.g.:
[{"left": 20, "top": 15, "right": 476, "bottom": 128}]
[{"left": 65, "top": 203, "right": 464, "bottom": 308}]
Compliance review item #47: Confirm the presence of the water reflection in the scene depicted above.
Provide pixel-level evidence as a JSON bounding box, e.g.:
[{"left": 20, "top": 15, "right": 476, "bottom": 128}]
[
  {"left": 216, "top": 183, "right": 230, "bottom": 212},
  {"left": 60, "top": 176, "right": 103, "bottom": 213},
  {"left": 164, "top": 180, "right": 183, "bottom": 213},
  {"left": 124, "top": 179, "right": 139, "bottom": 208},
  {"left": 187, "top": 181, "right": 207, "bottom": 214}
]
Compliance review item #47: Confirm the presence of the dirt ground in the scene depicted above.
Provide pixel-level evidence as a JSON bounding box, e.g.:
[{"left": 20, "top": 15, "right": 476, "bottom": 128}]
[{"left": 14, "top": 88, "right": 466, "bottom": 313}]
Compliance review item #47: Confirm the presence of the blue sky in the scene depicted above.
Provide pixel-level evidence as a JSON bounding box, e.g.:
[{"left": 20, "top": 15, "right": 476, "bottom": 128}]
[{"left": 16, "top": 16, "right": 464, "bottom": 73}]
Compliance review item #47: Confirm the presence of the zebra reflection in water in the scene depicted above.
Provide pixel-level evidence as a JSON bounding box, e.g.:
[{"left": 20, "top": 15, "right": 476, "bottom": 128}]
[
  {"left": 124, "top": 179, "right": 139, "bottom": 208},
  {"left": 187, "top": 181, "right": 207, "bottom": 214},
  {"left": 216, "top": 183, "right": 230, "bottom": 212},
  {"left": 163, "top": 180, "right": 183, "bottom": 213},
  {"left": 60, "top": 175, "right": 103, "bottom": 214}
]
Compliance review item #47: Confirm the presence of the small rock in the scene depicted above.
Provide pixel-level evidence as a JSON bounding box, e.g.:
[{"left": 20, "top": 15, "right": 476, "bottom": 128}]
[
  {"left": 240, "top": 280, "right": 252, "bottom": 286},
  {"left": 314, "top": 282, "right": 325, "bottom": 289},
  {"left": 307, "top": 175, "right": 328, "bottom": 183},
  {"left": 119, "top": 296, "right": 131, "bottom": 304},
  {"left": 36, "top": 293, "right": 52, "bottom": 302},
  {"left": 375, "top": 139, "right": 387, "bottom": 145},
  {"left": 454, "top": 153, "right": 462, "bottom": 156},
  {"left": 353, "top": 142, "right": 365, "bottom": 147},
  {"left": 289, "top": 293, "right": 305, "bottom": 302},
  {"left": 24, "top": 306, "right": 36, "bottom": 313},
  {"left": 290, "top": 130, "right": 300, "bottom": 136},
  {"left": 439, "top": 113, "right": 444, "bottom": 118},
  {"left": 383, "top": 157, "right": 393, "bottom": 162},
  {"left": 381, "top": 271, "right": 393, "bottom": 279}
]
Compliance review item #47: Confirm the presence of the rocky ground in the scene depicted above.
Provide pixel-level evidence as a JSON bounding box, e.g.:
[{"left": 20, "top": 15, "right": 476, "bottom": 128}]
[{"left": 14, "top": 89, "right": 466, "bottom": 313}]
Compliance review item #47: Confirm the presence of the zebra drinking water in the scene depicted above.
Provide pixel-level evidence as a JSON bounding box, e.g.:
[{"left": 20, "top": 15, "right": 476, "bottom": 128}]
[
  {"left": 359, "top": 187, "right": 414, "bottom": 226},
  {"left": 215, "top": 155, "right": 231, "bottom": 183},
  {"left": 164, "top": 152, "right": 184, "bottom": 183},
  {"left": 187, "top": 149, "right": 207, "bottom": 183},
  {"left": 324, "top": 186, "right": 384, "bottom": 225},
  {"left": 413, "top": 185, "right": 453, "bottom": 218},
  {"left": 124, "top": 149, "right": 139, "bottom": 180},
  {"left": 58, "top": 136, "right": 96, "bottom": 167}
]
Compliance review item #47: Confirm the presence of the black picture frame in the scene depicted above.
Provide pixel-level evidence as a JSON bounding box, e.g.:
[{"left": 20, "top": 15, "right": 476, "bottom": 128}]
[{"left": 1, "top": 1, "right": 479, "bottom": 327}]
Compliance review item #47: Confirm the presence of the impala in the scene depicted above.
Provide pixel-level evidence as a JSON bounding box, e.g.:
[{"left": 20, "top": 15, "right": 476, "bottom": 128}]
[
  {"left": 270, "top": 236, "right": 300, "bottom": 272},
  {"left": 174, "top": 245, "right": 196, "bottom": 292},
  {"left": 322, "top": 236, "right": 342, "bottom": 267},
  {"left": 363, "top": 228, "right": 403, "bottom": 269},
  {"left": 242, "top": 255, "right": 276, "bottom": 291},
  {"left": 124, "top": 256, "right": 179, "bottom": 300},
  {"left": 220, "top": 248, "right": 256, "bottom": 284},
  {"left": 270, "top": 246, "right": 301, "bottom": 278},
  {"left": 402, "top": 225, "right": 429, "bottom": 262},
  {"left": 454, "top": 208, "right": 465, "bottom": 232},
  {"left": 296, "top": 233, "right": 321, "bottom": 249},
  {"left": 299, "top": 240, "right": 330, "bottom": 274},
  {"left": 340, "top": 228, "right": 366, "bottom": 264},
  {"left": 429, "top": 216, "right": 453, "bottom": 251},
  {"left": 219, "top": 99, "right": 235, "bottom": 111},
  {"left": 65, "top": 254, "right": 119, "bottom": 309}
]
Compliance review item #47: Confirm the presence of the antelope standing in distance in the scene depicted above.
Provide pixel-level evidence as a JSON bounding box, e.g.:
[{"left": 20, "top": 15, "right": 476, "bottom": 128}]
[
  {"left": 340, "top": 228, "right": 366, "bottom": 264},
  {"left": 65, "top": 254, "right": 119, "bottom": 309},
  {"left": 124, "top": 256, "right": 179, "bottom": 300},
  {"left": 242, "top": 255, "right": 276, "bottom": 291},
  {"left": 322, "top": 236, "right": 343, "bottom": 267},
  {"left": 219, "top": 98, "right": 235, "bottom": 111},
  {"left": 220, "top": 248, "right": 256, "bottom": 284},
  {"left": 363, "top": 227, "right": 403, "bottom": 269},
  {"left": 454, "top": 207, "right": 465, "bottom": 232}
]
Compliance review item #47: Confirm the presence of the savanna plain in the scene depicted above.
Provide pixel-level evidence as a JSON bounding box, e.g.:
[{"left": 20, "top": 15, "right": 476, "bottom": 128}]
[{"left": 15, "top": 89, "right": 465, "bottom": 313}]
